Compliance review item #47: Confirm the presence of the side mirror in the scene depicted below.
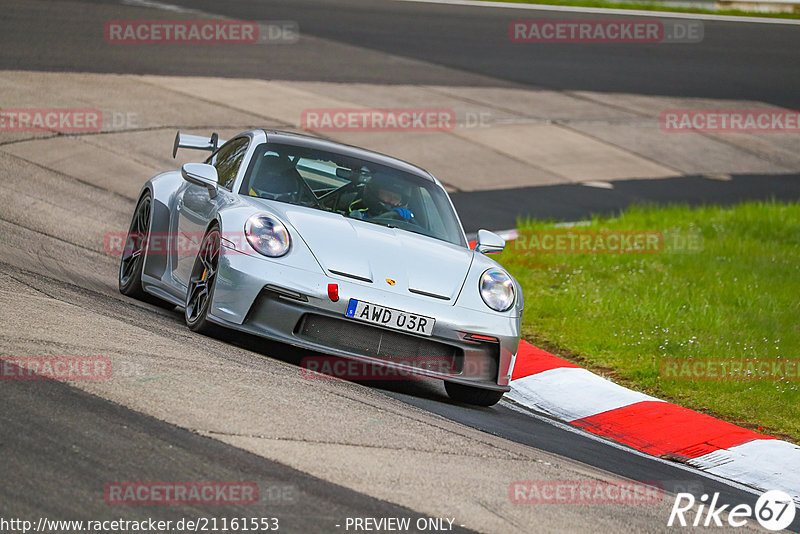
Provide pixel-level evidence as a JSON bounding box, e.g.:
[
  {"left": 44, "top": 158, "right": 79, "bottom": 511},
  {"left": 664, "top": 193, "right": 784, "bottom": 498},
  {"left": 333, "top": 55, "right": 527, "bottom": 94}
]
[
  {"left": 475, "top": 229, "right": 505, "bottom": 254},
  {"left": 182, "top": 163, "right": 219, "bottom": 199}
]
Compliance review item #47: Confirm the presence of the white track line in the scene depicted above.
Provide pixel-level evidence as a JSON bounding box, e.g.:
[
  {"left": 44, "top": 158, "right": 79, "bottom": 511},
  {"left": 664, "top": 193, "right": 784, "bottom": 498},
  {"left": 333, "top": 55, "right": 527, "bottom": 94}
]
[
  {"left": 121, "top": 0, "right": 207, "bottom": 15},
  {"left": 508, "top": 367, "right": 662, "bottom": 421},
  {"left": 689, "top": 440, "right": 800, "bottom": 504},
  {"left": 396, "top": 0, "right": 800, "bottom": 24},
  {"left": 500, "top": 398, "right": 769, "bottom": 499}
]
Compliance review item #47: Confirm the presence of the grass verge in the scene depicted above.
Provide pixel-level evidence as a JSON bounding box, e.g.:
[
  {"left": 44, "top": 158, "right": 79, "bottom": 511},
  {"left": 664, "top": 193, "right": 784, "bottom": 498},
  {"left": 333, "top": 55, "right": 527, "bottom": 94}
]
[
  {"left": 496, "top": 201, "right": 800, "bottom": 442},
  {"left": 485, "top": 0, "right": 800, "bottom": 19}
]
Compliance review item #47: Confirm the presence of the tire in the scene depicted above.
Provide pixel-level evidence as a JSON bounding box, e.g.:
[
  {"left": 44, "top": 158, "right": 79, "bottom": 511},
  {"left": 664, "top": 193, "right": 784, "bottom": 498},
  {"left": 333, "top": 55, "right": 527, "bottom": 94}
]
[
  {"left": 444, "top": 381, "right": 505, "bottom": 407},
  {"left": 119, "top": 192, "right": 172, "bottom": 308},
  {"left": 185, "top": 225, "right": 223, "bottom": 336}
]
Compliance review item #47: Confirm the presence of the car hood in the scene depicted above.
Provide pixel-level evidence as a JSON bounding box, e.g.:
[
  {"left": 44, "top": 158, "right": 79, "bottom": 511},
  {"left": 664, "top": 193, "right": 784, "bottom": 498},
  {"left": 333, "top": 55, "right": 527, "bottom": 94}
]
[{"left": 268, "top": 203, "right": 473, "bottom": 302}]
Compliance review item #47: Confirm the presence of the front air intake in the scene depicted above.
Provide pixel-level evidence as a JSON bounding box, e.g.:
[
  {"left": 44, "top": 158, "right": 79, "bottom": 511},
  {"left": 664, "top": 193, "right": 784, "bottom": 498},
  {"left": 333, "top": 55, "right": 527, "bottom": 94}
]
[{"left": 296, "top": 314, "right": 462, "bottom": 373}]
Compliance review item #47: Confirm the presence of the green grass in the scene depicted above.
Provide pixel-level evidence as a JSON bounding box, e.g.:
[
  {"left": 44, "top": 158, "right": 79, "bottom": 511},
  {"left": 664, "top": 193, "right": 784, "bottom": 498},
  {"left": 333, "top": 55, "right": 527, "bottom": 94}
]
[
  {"left": 487, "top": 0, "right": 800, "bottom": 19},
  {"left": 496, "top": 201, "right": 800, "bottom": 442}
]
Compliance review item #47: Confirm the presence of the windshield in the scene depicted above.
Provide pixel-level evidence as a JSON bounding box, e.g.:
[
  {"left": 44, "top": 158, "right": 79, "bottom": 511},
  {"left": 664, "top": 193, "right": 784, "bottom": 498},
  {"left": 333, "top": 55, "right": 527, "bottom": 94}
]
[{"left": 240, "top": 143, "right": 466, "bottom": 247}]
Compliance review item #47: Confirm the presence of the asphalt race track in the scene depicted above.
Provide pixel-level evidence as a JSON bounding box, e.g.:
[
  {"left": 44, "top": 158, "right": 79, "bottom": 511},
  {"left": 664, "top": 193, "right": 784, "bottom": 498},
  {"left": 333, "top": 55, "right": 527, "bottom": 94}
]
[
  {"left": 3, "top": 0, "right": 800, "bottom": 107},
  {"left": 0, "top": 368, "right": 476, "bottom": 533},
  {"left": 1, "top": 0, "right": 799, "bottom": 532},
  {"left": 452, "top": 173, "right": 800, "bottom": 233}
]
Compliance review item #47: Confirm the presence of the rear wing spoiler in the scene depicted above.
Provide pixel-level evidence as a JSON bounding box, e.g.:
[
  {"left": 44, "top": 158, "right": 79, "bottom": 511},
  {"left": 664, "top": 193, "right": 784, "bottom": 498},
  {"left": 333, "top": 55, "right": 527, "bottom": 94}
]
[{"left": 172, "top": 131, "right": 226, "bottom": 158}]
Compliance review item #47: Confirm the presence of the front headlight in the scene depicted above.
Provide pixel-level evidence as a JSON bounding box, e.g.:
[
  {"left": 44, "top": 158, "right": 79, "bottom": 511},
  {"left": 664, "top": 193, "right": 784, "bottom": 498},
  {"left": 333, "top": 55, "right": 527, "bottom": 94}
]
[
  {"left": 479, "top": 268, "right": 515, "bottom": 312},
  {"left": 245, "top": 214, "right": 290, "bottom": 257}
]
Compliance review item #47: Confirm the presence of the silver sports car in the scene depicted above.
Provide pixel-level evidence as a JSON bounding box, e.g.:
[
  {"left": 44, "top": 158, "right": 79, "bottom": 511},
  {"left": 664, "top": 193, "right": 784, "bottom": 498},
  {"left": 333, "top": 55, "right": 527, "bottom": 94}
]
[{"left": 119, "top": 129, "right": 522, "bottom": 406}]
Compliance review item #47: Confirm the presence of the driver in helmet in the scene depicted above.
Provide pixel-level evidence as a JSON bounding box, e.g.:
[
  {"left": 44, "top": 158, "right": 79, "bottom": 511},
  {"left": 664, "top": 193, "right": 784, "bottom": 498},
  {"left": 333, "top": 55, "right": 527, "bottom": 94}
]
[{"left": 348, "top": 174, "right": 415, "bottom": 222}]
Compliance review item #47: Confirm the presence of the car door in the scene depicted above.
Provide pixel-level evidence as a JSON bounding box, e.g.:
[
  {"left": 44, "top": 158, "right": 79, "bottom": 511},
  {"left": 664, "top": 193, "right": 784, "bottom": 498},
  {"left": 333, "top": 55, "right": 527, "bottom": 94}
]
[{"left": 173, "top": 137, "right": 249, "bottom": 287}]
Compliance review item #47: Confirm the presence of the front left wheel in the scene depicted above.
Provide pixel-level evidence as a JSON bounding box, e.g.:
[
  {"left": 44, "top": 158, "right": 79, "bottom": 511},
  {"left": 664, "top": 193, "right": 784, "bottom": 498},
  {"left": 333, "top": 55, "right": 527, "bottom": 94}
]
[
  {"left": 119, "top": 192, "right": 172, "bottom": 309},
  {"left": 119, "top": 193, "right": 152, "bottom": 299},
  {"left": 185, "top": 225, "right": 222, "bottom": 336}
]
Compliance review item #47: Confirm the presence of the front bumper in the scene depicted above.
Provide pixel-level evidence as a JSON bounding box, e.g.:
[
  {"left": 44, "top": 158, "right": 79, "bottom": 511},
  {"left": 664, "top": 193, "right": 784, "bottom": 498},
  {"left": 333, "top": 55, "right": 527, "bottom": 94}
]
[{"left": 208, "top": 248, "right": 520, "bottom": 390}]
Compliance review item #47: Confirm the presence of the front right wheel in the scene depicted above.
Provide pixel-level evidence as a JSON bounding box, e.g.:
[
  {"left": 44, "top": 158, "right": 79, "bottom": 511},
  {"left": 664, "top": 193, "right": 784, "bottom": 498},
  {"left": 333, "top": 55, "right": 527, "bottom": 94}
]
[{"left": 444, "top": 381, "right": 505, "bottom": 407}]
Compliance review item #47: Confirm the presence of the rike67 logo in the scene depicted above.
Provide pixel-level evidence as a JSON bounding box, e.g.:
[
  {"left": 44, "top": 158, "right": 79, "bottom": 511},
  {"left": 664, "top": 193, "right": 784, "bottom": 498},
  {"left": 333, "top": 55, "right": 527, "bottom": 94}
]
[{"left": 668, "top": 490, "right": 796, "bottom": 531}]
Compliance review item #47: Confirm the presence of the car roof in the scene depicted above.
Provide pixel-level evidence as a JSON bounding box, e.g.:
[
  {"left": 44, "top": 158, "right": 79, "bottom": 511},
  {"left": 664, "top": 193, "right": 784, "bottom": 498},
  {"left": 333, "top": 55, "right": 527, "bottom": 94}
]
[{"left": 261, "top": 129, "right": 436, "bottom": 182}]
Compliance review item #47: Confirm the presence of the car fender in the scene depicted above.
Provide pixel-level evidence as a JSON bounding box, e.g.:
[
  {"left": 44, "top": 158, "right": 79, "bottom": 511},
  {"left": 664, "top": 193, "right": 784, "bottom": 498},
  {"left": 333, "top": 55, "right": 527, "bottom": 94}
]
[{"left": 214, "top": 204, "right": 324, "bottom": 275}]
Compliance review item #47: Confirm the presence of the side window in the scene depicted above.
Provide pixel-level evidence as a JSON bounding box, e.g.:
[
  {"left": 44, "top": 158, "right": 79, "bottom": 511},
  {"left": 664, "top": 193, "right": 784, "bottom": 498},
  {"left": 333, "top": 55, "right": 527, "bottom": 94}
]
[{"left": 211, "top": 138, "right": 249, "bottom": 191}]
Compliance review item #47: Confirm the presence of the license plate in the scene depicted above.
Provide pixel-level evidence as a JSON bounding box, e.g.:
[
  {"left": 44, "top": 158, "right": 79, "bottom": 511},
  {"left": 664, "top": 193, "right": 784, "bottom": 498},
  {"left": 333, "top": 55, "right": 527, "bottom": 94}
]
[{"left": 345, "top": 299, "right": 435, "bottom": 337}]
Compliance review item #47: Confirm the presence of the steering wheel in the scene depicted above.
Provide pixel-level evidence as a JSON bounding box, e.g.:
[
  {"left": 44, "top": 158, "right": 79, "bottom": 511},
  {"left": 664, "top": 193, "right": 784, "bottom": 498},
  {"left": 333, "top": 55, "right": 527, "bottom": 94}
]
[{"left": 374, "top": 209, "right": 419, "bottom": 226}]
